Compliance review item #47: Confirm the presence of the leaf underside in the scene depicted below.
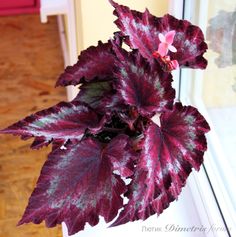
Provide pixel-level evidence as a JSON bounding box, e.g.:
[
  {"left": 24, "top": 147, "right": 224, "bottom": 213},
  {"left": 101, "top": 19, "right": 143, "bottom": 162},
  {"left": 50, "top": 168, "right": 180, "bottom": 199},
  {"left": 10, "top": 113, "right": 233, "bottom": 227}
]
[{"left": 74, "top": 79, "right": 123, "bottom": 114}]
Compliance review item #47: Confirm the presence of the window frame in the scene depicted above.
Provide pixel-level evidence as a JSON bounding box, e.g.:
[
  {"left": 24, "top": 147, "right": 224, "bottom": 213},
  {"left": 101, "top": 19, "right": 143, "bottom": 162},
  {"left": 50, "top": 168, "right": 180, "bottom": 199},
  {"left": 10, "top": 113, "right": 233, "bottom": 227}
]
[{"left": 170, "top": 0, "right": 235, "bottom": 236}]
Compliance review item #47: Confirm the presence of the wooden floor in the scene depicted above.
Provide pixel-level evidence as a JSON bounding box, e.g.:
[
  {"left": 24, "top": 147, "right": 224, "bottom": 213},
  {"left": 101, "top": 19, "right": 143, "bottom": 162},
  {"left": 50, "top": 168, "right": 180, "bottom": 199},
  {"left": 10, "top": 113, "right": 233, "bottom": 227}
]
[{"left": 0, "top": 14, "right": 66, "bottom": 237}]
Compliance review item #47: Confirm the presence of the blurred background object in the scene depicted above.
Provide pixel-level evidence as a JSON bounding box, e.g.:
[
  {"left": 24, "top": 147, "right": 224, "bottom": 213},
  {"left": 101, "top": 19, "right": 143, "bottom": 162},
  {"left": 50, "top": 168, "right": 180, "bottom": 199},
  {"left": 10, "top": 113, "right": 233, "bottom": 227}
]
[
  {"left": 206, "top": 9, "right": 236, "bottom": 68},
  {"left": 0, "top": 0, "right": 40, "bottom": 16}
]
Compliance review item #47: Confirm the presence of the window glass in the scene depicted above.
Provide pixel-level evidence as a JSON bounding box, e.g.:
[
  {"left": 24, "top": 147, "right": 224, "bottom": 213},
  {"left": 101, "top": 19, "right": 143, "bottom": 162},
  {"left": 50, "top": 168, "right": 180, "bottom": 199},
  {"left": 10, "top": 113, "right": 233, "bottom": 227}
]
[{"left": 203, "top": 0, "right": 236, "bottom": 197}]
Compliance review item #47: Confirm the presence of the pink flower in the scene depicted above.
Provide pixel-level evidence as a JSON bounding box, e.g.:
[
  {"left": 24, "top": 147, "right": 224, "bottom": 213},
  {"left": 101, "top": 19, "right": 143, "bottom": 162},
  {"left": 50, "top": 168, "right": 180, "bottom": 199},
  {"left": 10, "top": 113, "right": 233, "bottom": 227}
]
[
  {"left": 158, "top": 30, "right": 177, "bottom": 57},
  {"left": 152, "top": 30, "right": 179, "bottom": 71}
]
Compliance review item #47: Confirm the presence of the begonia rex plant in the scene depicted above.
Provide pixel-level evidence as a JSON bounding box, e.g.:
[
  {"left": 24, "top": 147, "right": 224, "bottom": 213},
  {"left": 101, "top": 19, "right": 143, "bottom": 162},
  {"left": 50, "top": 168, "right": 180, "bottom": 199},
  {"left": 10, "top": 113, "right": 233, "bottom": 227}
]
[{"left": 0, "top": 1, "right": 210, "bottom": 236}]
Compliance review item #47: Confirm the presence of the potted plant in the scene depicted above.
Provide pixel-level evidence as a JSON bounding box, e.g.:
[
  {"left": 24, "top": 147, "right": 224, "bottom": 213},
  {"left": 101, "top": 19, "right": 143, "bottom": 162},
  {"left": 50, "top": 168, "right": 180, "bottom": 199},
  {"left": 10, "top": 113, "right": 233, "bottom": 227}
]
[{"left": 0, "top": 0, "right": 210, "bottom": 236}]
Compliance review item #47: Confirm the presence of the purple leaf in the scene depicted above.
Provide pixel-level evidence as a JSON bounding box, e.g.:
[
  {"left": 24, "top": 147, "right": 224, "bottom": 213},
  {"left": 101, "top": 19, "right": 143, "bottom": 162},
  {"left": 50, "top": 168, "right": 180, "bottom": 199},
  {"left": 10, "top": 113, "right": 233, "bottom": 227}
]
[
  {"left": 112, "top": 45, "right": 175, "bottom": 116},
  {"left": 0, "top": 101, "right": 105, "bottom": 149},
  {"left": 18, "top": 136, "right": 136, "bottom": 235},
  {"left": 56, "top": 41, "right": 117, "bottom": 87},
  {"left": 117, "top": 107, "right": 139, "bottom": 131},
  {"left": 110, "top": 0, "right": 208, "bottom": 69},
  {"left": 105, "top": 134, "right": 137, "bottom": 177},
  {"left": 111, "top": 103, "right": 210, "bottom": 227}
]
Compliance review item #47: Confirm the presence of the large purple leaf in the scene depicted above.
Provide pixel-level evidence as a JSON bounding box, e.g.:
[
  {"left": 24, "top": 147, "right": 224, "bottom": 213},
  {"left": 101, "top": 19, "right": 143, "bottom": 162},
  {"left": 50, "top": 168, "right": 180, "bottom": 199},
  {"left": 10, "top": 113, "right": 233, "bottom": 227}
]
[
  {"left": 110, "top": 0, "right": 208, "bottom": 69},
  {"left": 0, "top": 101, "right": 105, "bottom": 149},
  {"left": 111, "top": 103, "right": 210, "bottom": 226},
  {"left": 18, "top": 136, "right": 136, "bottom": 235},
  {"left": 56, "top": 41, "right": 117, "bottom": 87},
  {"left": 112, "top": 44, "right": 175, "bottom": 116}
]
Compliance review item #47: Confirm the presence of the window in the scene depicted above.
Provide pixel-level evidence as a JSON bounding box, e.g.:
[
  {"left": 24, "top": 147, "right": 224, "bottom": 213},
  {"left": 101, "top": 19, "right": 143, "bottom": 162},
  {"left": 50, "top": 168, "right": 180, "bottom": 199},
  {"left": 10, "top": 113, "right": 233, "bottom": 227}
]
[{"left": 180, "top": 1, "right": 236, "bottom": 236}]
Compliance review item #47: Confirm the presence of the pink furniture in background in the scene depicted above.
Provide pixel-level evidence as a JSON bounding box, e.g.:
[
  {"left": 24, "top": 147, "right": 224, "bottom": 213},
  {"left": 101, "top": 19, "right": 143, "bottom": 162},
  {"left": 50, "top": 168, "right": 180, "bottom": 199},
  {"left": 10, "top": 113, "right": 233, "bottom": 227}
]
[{"left": 0, "top": 0, "right": 40, "bottom": 15}]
